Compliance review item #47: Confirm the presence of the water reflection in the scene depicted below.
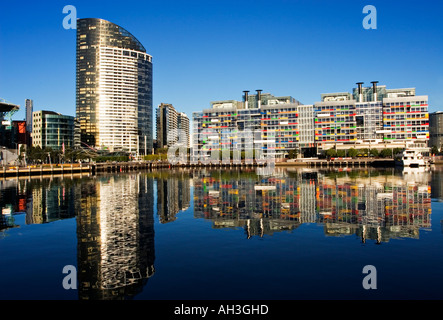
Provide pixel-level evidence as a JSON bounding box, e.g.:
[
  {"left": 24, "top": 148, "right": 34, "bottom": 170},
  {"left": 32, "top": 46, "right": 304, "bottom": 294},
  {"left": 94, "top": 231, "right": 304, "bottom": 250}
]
[
  {"left": 0, "top": 167, "right": 436, "bottom": 299},
  {"left": 193, "top": 168, "right": 432, "bottom": 242},
  {"left": 155, "top": 171, "right": 191, "bottom": 223},
  {"left": 0, "top": 178, "right": 78, "bottom": 231},
  {"left": 75, "top": 175, "right": 156, "bottom": 300}
]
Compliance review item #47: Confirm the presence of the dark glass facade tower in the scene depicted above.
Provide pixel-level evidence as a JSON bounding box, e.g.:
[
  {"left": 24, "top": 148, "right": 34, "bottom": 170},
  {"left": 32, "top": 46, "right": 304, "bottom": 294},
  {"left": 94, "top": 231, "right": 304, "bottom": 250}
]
[{"left": 76, "top": 18, "right": 153, "bottom": 155}]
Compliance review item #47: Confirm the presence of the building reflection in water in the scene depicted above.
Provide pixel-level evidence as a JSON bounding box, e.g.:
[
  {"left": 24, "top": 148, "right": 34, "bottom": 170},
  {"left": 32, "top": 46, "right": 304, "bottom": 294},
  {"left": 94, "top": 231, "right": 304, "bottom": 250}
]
[
  {"left": 75, "top": 174, "right": 155, "bottom": 300},
  {"left": 0, "top": 171, "right": 193, "bottom": 300},
  {"left": 193, "top": 168, "right": 432, "bottom": 243},
  {"left": 430, "top": 166, "right": 443, "bottom": 201},
  {"left": 0, "top": 167, "right": 437, "bottom": 299},
  {"left": 0, "top": 177, "right": 78, "bottom": 232},
  {"left": 154, "top": 170, "right": 191, "bottom": 224}
]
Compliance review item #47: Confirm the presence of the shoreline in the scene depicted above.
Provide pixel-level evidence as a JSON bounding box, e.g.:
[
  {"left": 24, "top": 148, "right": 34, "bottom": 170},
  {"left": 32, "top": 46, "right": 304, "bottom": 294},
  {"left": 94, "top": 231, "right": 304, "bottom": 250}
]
[{"left": 1, "top": 158, "right": 439, "bottom": 179}]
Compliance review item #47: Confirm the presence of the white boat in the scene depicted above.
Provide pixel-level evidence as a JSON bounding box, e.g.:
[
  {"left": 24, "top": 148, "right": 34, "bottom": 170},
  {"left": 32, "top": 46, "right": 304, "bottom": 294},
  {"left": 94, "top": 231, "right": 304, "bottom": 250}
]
[{"left": 396, "top": 149, "right": 429, "bottom": 168}]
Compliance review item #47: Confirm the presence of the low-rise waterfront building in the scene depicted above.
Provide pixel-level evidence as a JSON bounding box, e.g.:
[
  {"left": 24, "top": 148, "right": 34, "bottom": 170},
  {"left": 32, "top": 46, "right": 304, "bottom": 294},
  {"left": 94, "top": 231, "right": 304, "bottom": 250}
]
[
  {"left": 31, "top": 110, "right": 75, "bottom": 150},
  {"left": 192, "top": 82, "right": 430, "bottom": 159},
  {"left": 192, "top": 90, "right": 306, "bottom": 161},
  {"left": 315, "top": 82, "right": 429, "bottom": 152}
]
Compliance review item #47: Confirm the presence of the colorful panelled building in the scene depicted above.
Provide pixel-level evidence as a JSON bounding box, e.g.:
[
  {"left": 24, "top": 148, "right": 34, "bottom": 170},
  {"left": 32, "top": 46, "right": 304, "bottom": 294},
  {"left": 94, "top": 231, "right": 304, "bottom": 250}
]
[{"left": 192, "top": 83, "right": 430, "bottom": 158}]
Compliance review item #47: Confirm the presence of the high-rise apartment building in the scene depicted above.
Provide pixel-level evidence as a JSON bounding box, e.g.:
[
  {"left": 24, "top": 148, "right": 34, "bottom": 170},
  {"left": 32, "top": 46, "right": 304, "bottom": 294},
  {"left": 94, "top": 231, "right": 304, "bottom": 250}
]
[
  {"left": 25, "top": 99, "right": 33, "bottom": 133},
  {"left": 31, "top": 110, "right": 75, "bottom": 150},
  {"left": 177, "top": 112, "right": 190, "bottom": 148},
  {"left": 156, "top": 103, "right": 190, "bottom": 149},
  {"left": 76, "top": 18, "right": 153, "bottom": 155}
]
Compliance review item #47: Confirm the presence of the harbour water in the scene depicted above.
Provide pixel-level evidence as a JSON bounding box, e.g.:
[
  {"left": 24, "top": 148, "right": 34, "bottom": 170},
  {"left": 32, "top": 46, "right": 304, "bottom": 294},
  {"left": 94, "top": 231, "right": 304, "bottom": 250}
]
[{"left": 1, "top": 167, "right": 443, "bottom": 300}]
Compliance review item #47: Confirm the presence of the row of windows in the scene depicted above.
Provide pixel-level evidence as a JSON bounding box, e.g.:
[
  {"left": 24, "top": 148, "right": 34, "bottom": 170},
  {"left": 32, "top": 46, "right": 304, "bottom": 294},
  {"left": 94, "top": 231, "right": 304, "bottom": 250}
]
[
  {"left": 385, "top": 101, "right": 426, "bottom": 106},
  {"left": 384, "top": 107, "right": 427, "bottom": 112}
]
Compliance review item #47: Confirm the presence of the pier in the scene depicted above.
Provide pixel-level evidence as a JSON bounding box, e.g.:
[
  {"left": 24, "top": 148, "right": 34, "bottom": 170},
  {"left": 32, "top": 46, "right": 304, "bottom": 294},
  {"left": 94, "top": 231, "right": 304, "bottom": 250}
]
[
  {"left": 277, "top": 158, "right": 396, "bottom": 168},
  {"left": 0, "top": 158, "right": 398, "bottom": 178},
  {"left": 0, "top": 161, "right": 273, "bottom": 178}
]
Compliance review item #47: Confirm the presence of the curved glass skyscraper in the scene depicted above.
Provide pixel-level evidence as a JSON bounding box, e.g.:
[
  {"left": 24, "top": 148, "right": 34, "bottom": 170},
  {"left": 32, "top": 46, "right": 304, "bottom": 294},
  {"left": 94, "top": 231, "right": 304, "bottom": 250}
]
[{"left": 76, "top": 18, "right": 153, "bottom": 155}]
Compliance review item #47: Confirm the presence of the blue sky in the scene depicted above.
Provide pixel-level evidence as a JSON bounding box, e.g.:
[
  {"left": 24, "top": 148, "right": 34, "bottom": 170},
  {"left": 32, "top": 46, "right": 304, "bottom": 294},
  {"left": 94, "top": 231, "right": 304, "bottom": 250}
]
[{"left": 1, "top": 0, "right": 442, "bottom": 122}]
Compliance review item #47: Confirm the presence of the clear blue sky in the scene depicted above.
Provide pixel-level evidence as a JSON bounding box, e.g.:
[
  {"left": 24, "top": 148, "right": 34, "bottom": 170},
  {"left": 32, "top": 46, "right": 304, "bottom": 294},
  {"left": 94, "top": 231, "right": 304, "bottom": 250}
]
[{"left": 1, "top": 0, "right": 442, "bottom": 122}]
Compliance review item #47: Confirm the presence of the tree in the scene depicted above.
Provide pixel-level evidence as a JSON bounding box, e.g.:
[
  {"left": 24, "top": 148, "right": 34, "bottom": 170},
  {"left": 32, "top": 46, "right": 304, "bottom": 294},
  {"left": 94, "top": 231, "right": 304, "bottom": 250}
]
[
  {"left": 431, "top": 145, "right": 439, "bottom": 155},
  {"left": 358, "top": 148, "right": 369, "bottom": 157},
  {"left": 325, "top": 148, "right": 337, "bottom": 158},
  {"left": 26, "top": 146, "right": 46, "bottom": 164},
  {"left": 156, "top": 147, "right": 169, "bottom": 155},
  {"left": 380, "top": 148, "right": 393, "bottom": 158},
  {"left": 288, "top": 149, "right": 298, "bottom": 159},
  {"left": 370, "top": 149, "right": 379, "bottom": 157},
  {"left": 336, "top": 149, "right": 346, "bottom": 157},
  {"left": 348, "top": 148, "right": 358, "bottom": 158}
]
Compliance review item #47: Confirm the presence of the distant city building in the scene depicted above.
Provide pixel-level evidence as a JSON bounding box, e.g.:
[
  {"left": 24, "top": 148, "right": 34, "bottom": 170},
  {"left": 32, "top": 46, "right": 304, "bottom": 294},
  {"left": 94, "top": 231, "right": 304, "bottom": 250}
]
[
  {"left": 429, "top": 112, "right": 443, "bottom": 150},
  {"left": 156, "top": 103, "right": 190, "bottom": 148},
  {"left": 0, "top": 99, "right": 20, "bottom": 149},
  {"left": 177, "top": 112, "right": 190, "bottom": 148},
  {"left": 157, "top": 173, "right": 191, "bottom": 223},
  {"left": 12, "top": 121, "right": 30, "bottom": 147},
  {"left": 74, "top": 119, "right": 81, "bottom": 149},
  {"left": 76, "top": 18, "right": 153, "bottom": 155},
  {"left": 25, "top": 99, "right": 33, "bottom": 133},
  {"left": 31, "top": 111, "right": 75, "bottom": 150}
]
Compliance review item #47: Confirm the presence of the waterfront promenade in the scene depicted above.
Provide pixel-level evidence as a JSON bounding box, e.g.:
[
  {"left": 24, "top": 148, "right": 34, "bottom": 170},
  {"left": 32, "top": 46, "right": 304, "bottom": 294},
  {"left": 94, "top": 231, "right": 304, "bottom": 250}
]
[{"left": 0, "top": 157, "right": 404, "bottom": 178}]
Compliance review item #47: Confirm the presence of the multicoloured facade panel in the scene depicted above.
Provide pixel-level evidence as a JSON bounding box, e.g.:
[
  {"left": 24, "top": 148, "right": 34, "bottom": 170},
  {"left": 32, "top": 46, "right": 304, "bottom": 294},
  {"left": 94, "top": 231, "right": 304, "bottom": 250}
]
[
  {"left": 382, "top": 95, "right": 429, "bottom": 142},
  {"left": 314, "top": 101, "right": 357, "bottom": 144}
]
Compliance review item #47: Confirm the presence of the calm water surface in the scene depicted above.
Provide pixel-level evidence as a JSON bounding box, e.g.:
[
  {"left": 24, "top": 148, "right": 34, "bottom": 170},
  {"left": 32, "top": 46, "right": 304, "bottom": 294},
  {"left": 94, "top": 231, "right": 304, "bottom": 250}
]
[{"left": 1, "top": 167, "right": 443, "bottom": 300}]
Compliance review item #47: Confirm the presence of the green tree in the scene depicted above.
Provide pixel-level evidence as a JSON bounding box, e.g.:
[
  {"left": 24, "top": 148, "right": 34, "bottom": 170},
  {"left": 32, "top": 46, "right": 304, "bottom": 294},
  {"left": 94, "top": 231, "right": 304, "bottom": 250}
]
[
  {"left": 336, "top": 149, "right": 346, "bottom": 157},
  {"left": 380, "top": 148, "right": 393, "bottom": 158},
  {"left": 358, "top": 148, "right": 369, "bottom": 157},
  {"left": 370, "top": 149, "right": 379, "bottom": 157},
  {"left": 156, "top": 147, "right": 169, "bottom": 155},
  {"left": 325, "top": 148, "right": 337, "bottom": 158},
  {"left": 26, "top": 146, "right": 46, "bottom": 164},
  {"left": 431, "top": 145, "right": 439, "bottom": 155},
  {"left": 348, "top": 148, "right": 358, "bottom": 158},
  {"left": 288, "top": 149, "right": 298, "bottom": 159}
]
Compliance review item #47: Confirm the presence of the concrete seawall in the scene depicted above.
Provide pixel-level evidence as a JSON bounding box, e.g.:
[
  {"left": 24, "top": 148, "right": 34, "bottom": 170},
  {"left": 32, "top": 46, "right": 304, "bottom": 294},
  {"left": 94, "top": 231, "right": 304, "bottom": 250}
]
[{"left": 1, "top": 158, "right": 426, "bottom": 179}]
